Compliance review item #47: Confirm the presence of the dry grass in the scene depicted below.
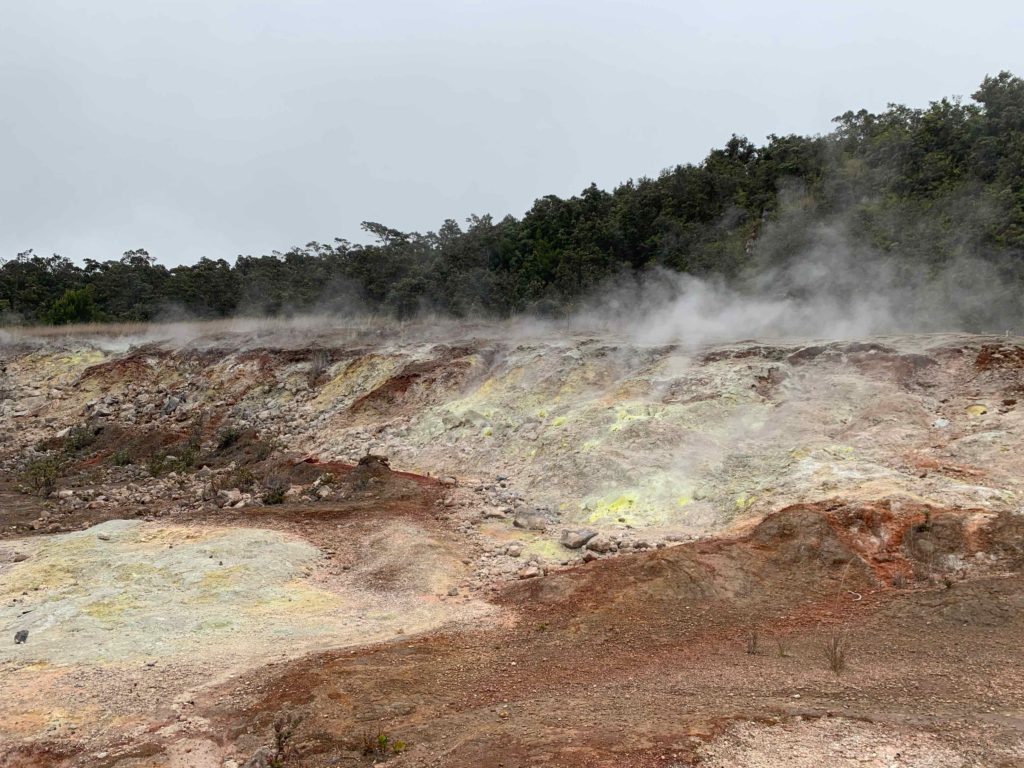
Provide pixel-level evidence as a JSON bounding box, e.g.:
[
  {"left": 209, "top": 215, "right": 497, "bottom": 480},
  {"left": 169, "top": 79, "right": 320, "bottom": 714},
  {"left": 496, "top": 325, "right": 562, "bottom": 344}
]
[
  {"left": 0, "top": 315, "right": 395, "bottom": 341},
  {"left": 776, "top": 635, "right": 791, "bottom": 658},
  {"left": 745, "top": 630, "right": 759, "bottom": 655},
  {"left": 824, "top": 632, "right": 849, "bottom": 675},
  {"left": 307, "top": 349, "right": 332, "bottom": 387}
]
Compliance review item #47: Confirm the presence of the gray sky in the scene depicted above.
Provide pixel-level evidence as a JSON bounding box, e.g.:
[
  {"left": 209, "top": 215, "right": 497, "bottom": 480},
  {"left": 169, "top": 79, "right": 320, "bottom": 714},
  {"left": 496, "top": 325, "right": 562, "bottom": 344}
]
[{"left": 2, "top": 1, "right": 1022, "bottom": 266}]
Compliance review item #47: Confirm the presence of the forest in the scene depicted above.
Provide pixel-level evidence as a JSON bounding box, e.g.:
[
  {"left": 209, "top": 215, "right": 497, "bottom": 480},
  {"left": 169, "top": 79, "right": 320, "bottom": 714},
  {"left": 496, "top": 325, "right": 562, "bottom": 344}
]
[{"left": 3, "top": 71, "right": 1023, "bottom": 325}]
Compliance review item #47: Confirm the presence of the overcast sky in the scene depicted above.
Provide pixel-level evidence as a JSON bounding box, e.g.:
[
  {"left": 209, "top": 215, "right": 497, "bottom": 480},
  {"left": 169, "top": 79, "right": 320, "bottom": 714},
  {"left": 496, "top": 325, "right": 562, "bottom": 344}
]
[{"left": 2, "top": 1, "right": 1022, "bottom": 266}]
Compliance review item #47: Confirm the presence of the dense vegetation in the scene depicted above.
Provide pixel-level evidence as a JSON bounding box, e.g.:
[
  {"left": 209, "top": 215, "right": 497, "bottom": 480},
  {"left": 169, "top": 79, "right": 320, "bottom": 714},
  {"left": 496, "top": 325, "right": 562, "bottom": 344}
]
[{"left": 3, "top": 72, "right": 1023, "bottom": 325}]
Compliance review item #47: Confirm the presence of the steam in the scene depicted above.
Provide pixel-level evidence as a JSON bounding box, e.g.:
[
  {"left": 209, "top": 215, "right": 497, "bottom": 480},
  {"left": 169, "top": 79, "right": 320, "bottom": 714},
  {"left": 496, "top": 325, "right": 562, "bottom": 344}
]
[
  {"left": 3, "top": 211, "right": 1022, "bottom": 353},
  {"left": 570, "top": 219, "right": 1024, "bottom": 348}
]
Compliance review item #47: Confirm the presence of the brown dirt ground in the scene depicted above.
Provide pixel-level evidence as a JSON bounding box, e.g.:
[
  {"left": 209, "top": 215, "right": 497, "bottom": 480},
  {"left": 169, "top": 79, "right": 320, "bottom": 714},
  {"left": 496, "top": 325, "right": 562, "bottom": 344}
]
[{"left": 16, "top": 500, "right": 1011, "bottom": 768}]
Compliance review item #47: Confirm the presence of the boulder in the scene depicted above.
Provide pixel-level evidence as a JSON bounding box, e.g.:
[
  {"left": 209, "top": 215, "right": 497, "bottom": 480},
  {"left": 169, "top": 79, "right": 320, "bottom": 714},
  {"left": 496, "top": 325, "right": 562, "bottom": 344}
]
[
  {"left": 241, "top": 748, "right": 274, "bottom": 768},
  {"left": 216, "top": 489, "right": 243, "bottom": 508},
  {"left": 513, "top": 513, "right": 547, "bottom": 531},
  {"left": 517, "top": 565, "right": 543, "bottom": 579},
  {"left": 585, "top": 535, "right": 616, "bottom": 553},
  {"left": 560, "top": 528, "right": 598, "bottom": 549}
]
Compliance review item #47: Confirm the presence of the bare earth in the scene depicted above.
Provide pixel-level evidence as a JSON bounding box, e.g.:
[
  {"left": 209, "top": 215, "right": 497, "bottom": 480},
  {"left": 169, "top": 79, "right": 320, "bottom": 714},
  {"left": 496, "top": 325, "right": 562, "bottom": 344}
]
[{"left": 1, "top": 320, "right": 1023, "bottom": 767}]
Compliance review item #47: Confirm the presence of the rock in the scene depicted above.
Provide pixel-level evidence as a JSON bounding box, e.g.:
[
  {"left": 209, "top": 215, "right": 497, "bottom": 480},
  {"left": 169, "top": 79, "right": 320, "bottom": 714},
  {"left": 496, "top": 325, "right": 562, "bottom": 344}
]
[
  {"left": 585, "top": 535, "right": 615, "bottom": 553},
  {"left": 162, "top": 396, "right": 181, "bottom": 415},
  {"left": 12, "top": 552, "right": 28, "bottom": 563},
  {"left": 560, "top": 528, "right": 598, "bottom": 549},
  {"left": 517, "top": 565, "right": 543, "bottom": 579},
  {"left": 447, "top": 586, "right": 459, "bottom": 597},
  {"left": 932, "top": 417, "right": 950, "bottom": 428},
  {"left": 216, "top": 489, "right": 243, "bottom": 508},
  {"left": 582, "top": 551, "right": 599, "bottom": 563},
  {"left": 14, "top": 629, "right": 28, "bottom": 644},
  {"left": 440, "top": 475, "right": 458, "bottom": 487},
  {"left": 513, "top": 513, "right": 547, "bottom": 531},
  {"left": 506, "top": 543, "right": 524, "bottom": 558},
  {"left": 97, "top": 532, "right": 111, "bottom": 542},
  {"left": 241, "top": 747, "right": 274, "bottom": 768}
]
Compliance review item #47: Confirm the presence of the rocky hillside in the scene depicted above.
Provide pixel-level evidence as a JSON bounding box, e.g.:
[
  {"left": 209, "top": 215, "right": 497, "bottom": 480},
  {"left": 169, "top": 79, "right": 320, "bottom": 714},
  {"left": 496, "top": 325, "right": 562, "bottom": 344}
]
[{"left": 2, "top": 321, "right": 1023, "bottom": 767}]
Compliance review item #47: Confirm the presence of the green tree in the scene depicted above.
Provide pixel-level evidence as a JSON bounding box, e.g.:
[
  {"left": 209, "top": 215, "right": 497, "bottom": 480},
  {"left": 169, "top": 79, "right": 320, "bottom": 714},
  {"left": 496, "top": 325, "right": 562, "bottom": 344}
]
[{"left": 47, "top": 285, "right": 99, "bottom": 325}]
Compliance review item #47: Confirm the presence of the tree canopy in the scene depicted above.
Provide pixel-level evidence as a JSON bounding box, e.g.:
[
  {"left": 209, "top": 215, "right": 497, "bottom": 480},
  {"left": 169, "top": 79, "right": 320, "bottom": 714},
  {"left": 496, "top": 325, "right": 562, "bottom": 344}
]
[{"left": 3, "top": 72, "right": 1024, "bottom": 325}]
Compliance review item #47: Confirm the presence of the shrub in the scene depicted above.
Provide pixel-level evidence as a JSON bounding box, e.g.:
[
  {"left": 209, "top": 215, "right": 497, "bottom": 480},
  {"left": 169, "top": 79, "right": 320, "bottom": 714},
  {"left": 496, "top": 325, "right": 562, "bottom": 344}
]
[
  {"left": 361, "top": 730, "right": 407, "bottom": 759},
  {"left": 63, "top": 424, "right": 97, "bottom": 454},
  {"left": 22, "top": 456, "right": 60, "bottom": 495},
  {"left": 261, "top": 475, "right": 288, "bottom": 505},
  {"left": 110, "top": 449, "right": 132, "bottom": 466},
  {"left": 147, "top": 451, "right": 169, "bottom": 477},
  {"left": 243, "top": 712, "right": 303, "bottom": 768},
  {"left": 270, "top": 712, "right": 303, "bottom": 767},
  {"left": 255, "top": 439, "right": 282, "bottom": 462},
  {"left": 217, "top": 426, "right": 242, "bottom": 450},
  {"left": 177, "top": 443, "right": 199, "bottom": 471},
  {"left": 233, "top": 467, "right": 257, "bottom": 491}
]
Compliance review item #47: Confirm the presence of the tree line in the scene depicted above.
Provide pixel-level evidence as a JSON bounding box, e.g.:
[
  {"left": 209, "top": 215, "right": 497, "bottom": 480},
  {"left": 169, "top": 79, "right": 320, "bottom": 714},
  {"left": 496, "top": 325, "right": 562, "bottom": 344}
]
[{"left": 3, "top": 72, "right": 1023, "bottom": 325}]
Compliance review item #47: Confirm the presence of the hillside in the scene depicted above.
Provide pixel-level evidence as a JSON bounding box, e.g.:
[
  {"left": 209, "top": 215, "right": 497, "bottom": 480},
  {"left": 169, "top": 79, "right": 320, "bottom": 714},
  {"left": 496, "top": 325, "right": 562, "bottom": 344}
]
[{"left": 2, "top": 321, "right": 1024, "bottom": 766}]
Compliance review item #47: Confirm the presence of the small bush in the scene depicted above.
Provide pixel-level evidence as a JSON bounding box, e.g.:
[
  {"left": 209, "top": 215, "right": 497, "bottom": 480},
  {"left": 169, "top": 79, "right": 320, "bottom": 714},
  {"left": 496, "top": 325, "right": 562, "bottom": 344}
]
[
  {"left": 255, "top": 439, "right": 282, "bottom": 462},
  {"left": 243, "top": 712, "right": 303, "bottom": 768},
  {"left": 110, "top": 449, "right": 132, "bottom": 466},
  {"left": 217, "top": 426, "right": 242, "bottom": 450},
  {"left": 177, "top": 443, "right": 199, "bottom": 471},
  {"left": 776, "top": 636, "right": 790, "bottom": 658},
  {"left": 233, "top": 467, "right": 257, "bottom": 491},
  {"left": 361, "top": 730, "right": 407, "bottom": 759},
  {"left": 271, "top": 712, "right": 303, "bottom": 767},
  {"left": 261, "top": 475, "right": 288, "bottom": 505},
  {"left": 63, "top": 424, "right": 97, "bottom": 454},
  {"left": 147, "top": 451, "right": 169, "bottom": 477},
  {"left": 22, "top": 456, "right": 60, "bottom": 495},
  {"left": 824, "top": 632, "right": 848, "bottom": 675}
]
